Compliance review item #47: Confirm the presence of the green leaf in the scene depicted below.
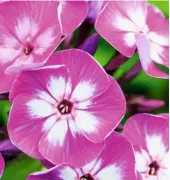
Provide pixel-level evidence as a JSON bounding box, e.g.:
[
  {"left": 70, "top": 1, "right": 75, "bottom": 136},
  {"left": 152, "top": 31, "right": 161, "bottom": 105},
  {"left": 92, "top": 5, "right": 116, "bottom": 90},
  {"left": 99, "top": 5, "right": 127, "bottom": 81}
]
[
  {"left": 149, "top": 1, "right": 169, "bottom": 18},
  {"left": 2, "top": 154, "right": 42, "bottom": 180},
  {"left": 0, "top": 100, "right": 11, "bottom": 126}
]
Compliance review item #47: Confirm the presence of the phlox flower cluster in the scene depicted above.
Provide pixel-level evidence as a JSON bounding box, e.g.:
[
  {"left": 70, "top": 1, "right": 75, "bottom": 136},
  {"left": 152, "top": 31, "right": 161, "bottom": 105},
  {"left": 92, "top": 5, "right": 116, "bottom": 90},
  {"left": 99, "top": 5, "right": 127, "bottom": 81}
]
[{"left": 0, "top": 1, "right": 169, "bottom": 180}]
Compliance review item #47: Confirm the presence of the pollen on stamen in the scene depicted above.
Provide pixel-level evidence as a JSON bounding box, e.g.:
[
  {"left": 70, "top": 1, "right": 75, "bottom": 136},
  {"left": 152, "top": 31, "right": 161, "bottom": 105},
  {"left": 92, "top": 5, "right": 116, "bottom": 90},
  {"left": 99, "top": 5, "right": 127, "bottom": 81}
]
[
  {"left": 57, "top": 99, "right": 73, "bottom": 115},
  {"left": 149, "top": 161, "right": 160, "bottom": 176},
  {"left": 23, "top": 45, "right": 34, "bottom": 55}
]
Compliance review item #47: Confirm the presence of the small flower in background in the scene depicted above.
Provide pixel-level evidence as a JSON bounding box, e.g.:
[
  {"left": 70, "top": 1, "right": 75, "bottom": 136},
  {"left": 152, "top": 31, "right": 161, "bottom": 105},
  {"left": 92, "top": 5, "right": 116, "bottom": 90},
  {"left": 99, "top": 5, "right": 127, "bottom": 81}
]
[
  {"left": 95, "top": 1, "right": 169, "bottom": 78},
  {"left": 126, "top": 95, "right": 165, "bottom": 114},
  {"left": 0, "top": 1, "right": 61, "bottom": 93},
  {"left": 79, "top": 33, "right": 99, "bottom": 56},
  {"left": 123, "top": 114, "right": 169, "bottom": 180},
  {"left": 0, "top": 1, "right": 88, "bottom": 93},
  {"left": 27, "top": 132, "right": 137, "bottom": 180},
  {"left": 0, "top": 139, "right": 19, "bottom": 160},
  {"left": 104, "top": 53, "right": 130, "bottom": 76},
  {"left": 74, "top": 0, "right": 106, "bottom": 47},
  {"left": 86, "top": 0, "right": 106, "bottom": 24},
  {"left": 8, "top": 49, "right": 126, "bottom": 167}
]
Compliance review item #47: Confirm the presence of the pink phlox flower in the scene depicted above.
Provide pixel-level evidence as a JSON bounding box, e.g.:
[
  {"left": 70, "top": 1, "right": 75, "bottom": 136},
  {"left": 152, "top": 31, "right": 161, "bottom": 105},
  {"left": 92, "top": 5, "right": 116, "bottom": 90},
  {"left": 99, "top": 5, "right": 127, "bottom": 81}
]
[
  {"left": 8, "top": 49, "right": 126, "bottom": 167},
  {"left": 124, "top": 114, "right": 169, "bottom": 180},
  {"left": 95, "top": 1, "right": 169, "bottom": 78},
  {"left": 0, "top": 1, "right": 88, "bottom": 93}
]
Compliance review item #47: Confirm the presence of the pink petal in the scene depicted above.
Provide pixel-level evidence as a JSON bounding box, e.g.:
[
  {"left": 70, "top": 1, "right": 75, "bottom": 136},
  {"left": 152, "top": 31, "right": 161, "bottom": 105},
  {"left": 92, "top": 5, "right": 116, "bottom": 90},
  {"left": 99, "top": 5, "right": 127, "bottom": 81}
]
[
  {"left": 10, "top": 65, "right": 68, "bottom": 103},
  {"left": 46, "top": 49, "right": 110, "bottom": 101},
  {"left": 146, "top": 4, "right": 169, "bottom": 68},
  {"left": 133, "top": 146, "right": 151, "bottom": 175},
  {"left": 150, "top": 41, "right": 169, "bottom": 68},
  {"left": 136, "top": 34, "right": 168, "bottom": 78},
  {"left": 58, "top": 1, "right": 88, "bottom": 35},
  {"left": 0, "top": 154, "right": 5, "bottom": 178},
  {"left": 88, "top": 132, "right": 136, "bottom": 180},
  {"left": 137, "top": 98, "right": 165, "bottom": 112},
  {"left": 74, "top": 76, "right": 126, "bottom": 143},
  {"left": 136, "top": 172, "right": 142, "bottom": 180},
  {"left": 147, "top": 4, "right": 168, "bottom": 46},
  {"left": 0, "top": 1, "right": 62, "bottom": 74},
  {"left": 8, "top": 93, "right": 57, "bottom": 159},
  {"left": 0, "top": 63, "right": 17, "bottom": 93},
  {"left": 147, "top": 4, "right": 165, "bottom": 19},
  {"left": 27, "top": 165, "right": 78, "bottom": 180},
  {"left": 159, "top": 113, "right": 169, "bottom": 119},
  {"left": 95, "top": 1, "right": 145, "bottom": 57},
  {"left": 39, "top": 117, "right": 104, "bottom": 167},
  {"left": 123, "top": 113, "right": 169, "bottom": 160}
]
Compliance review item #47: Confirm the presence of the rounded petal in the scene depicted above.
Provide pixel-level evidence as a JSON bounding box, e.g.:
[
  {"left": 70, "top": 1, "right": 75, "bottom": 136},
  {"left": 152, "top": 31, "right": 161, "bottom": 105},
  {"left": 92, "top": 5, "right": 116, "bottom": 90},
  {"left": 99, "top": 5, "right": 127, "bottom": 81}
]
[
  {"left": 90, "top": 132, "right": 136, "bottom": 180},
  {"left": 58, "top": 1, "right": 88, "bottom": 35},
  {"left": 146, "top": 4, "right": 169, "bottom": 68},
  {"left": 136, "top": 34, "right": 168, "bottom": 79},
  {"left": 95, "top": 2, "right": 143, "bottom": 57},
  {"left": 8, "top": 93, "right": 58, "bottom": 158},
  {"left": 39, "top": 117, "right": 104, "bottom": 168},
  {"left": 46, "top": 49, "right": 110, "bottom": 101},
  {"left": 74, "top": 76, "right": 126, "bottom": 143},
  {"left": 0, "top": 154, "right": 5, "bottom": 178},
  {"left": 10, "top": 65, "right": 68, "bottom": 103},
  {"left": 27, "top": 165, "right": 78, "bottom": 180},
  {"left": 147, "top": 4, "right": 169, "bottom": 46},
  {"left": 123, "top": 113, "right": 169, "bottom": 160}
]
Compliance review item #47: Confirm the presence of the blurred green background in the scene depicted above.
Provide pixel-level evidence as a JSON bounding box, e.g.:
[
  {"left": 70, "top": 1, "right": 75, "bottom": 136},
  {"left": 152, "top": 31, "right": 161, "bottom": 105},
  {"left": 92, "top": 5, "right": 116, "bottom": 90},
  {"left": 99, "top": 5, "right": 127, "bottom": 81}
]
[{"left": 0, "top": 1, "right": 169, "bottom": 180}]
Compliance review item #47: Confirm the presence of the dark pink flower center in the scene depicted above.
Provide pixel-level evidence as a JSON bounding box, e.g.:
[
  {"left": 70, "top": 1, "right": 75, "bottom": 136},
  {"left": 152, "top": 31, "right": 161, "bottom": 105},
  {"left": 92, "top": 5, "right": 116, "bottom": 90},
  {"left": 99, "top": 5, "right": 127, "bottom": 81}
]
[
  {"left": 149, "top": 161, "right": 160, "bottom": 175},
  {"left": 80, "top": 174, "right": 94, "bottom": 180},
  {"left": 23, "top": 44, "right": 34, "bottom": 55},
  {"left": 57, "top": 99, "right": 73, "bottom": 115}
]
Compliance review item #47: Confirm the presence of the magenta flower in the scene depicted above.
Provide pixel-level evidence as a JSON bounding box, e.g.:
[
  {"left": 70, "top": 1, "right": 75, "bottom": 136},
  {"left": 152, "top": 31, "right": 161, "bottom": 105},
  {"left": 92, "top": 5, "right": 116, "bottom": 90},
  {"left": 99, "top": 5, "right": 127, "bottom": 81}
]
[
  {"left": 27, "top": 132, "right": 137, "bottom": 180},
  {"left": 123, "top": 114, "right": 169, "bottom": 180},
  {"left": 0, "top": 154, "right": 4, "bottom": 178},
  {"left": 95, "top": 1, "right": 169, "bottom": 78},
  {"left": 0, "top": 1, "right": 88, "bottom": 93},
  {"left": 8, "top": 49, "right": 126, "bottom": 167}
]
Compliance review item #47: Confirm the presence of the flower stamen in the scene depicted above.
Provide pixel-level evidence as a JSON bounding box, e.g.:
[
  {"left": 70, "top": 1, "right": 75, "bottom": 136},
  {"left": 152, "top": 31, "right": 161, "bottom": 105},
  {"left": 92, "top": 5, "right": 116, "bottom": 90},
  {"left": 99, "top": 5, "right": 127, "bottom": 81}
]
[
  {"left": 149, "top": 161, "right": 159, "bottom": 175},
  {"left": 57, "top": 99, "right": 73, "bottom": 115},
  {"left": 80, "top": 174, "right": 94, "bottom": 180},
  {"left": 24, "top": 45, "right": 34, "bottom": 55}
]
